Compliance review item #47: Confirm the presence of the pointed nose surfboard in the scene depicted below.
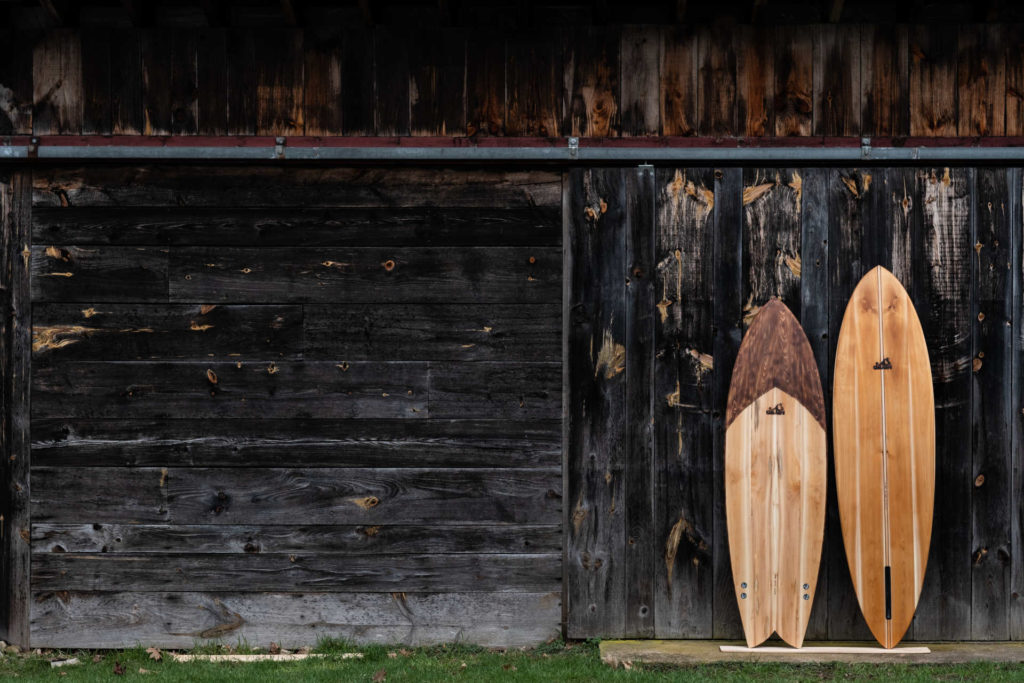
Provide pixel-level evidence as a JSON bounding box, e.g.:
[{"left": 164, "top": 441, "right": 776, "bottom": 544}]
[
  {"left": 725, "top": 299, "right": 827, "bottom": 648},
  {"left": 833, "top": 266, "right": 935, "bottom": 649}
]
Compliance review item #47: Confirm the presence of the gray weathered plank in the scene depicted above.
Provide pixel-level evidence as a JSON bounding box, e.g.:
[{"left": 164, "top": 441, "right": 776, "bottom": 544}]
[
  {"left": 1010, "top": 168, "right": 1024, "bottom": 639},
  {"left": 741, "top": 168, "right": 803, "bottom": 321}
]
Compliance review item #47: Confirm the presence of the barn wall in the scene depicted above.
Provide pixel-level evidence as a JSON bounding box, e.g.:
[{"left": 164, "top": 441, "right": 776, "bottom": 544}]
[
  {"left": 24, "top": 166, "right": 563, "bottom": 648},
  {"left": 567, "top": 166, "right": 1024, "bottom": 641},
  {"left": 2, "top": 24, "right": 1024, "bottom": 139}
]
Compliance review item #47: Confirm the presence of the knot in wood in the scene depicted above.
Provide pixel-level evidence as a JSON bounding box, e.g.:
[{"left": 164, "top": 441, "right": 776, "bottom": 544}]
[{"left": 383, "top": 259, "right": 396, "bottom": 272}]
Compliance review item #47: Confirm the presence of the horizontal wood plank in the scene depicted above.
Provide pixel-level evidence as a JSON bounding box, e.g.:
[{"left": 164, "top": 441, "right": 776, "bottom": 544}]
[
  {"left": 428, "top": 362, "right": 562, "bottom": 419},
  {"left": 32, "top": 523, "right": 561, "bottom": 555},
  {"left": 31, "top": 418, "right": 561, "bottom": 468},
  {"left": 31, "top": 467, "right": 562, "bottom": 524},
  {"left": 33, "top": 304, "right": 302, "bottom": 361},
  {"left": 32, "top": 167, "right": 562, "bottom": 209},
  {"left": 304, "top": 304, "right": 561, "bottom": 361},
  {"left": 30, "top": 246, "right": 168, "bottom": 303},
  {"left": 167, "top": 247, "right": 560, "bottom": 304},
  {"left": 32, "top": 207, "right": 562, "bottom": 247},
  {"left": 30, "top": 591, "right": 562, "bottom": 648},
  {"left": 33, "top": 361, "right": 428, "bottom": 419}
]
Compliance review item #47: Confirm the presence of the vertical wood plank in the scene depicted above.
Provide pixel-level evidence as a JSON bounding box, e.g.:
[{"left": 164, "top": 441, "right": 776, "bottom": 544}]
[
  {"left": 409, "top": 29, "right": 466, "bottom": 136},
  {"left": 653, "top": 168, "right": 716, "bottom": 638},
  {"left": 506, "top": 31, "right": 561, "bottom": 137},
  {"left": 110, "top": 30, "right": 143, "bottom": 135},
  {"left": 696, "top": 26, "right": 735, "bottom": 136},
  {"left": 620, "top": 26, "right": 660, "bottom": 136},
  {"left": 0, "top": 172, "right": 31, "bottom": 647},
  {"left": 909, "top": 25, "right": 958, "bottom": 137},
  {"left": 254, "top": 29, "right": 304, "bottom": 136},
  {"left": 912, "top": 167, "right": 972, "bottom": 640},
  {"left": 226, "top": 31, "right": 256, "bottom": 136},
  {"left": 734, "top": 25, "right": 774, "bottom": 138},
  {"left": 196, "top": 30, "right": 228, "bottom": 136},
  {"left": 341, "top": 29, "right": 375, "bottom": 136},
  {"left": 1005, "top": 27, "right": 1024, "bottom": 136},
  {"left": 741, "top": 168, "right": 803, "bottom": 319},
  {"left": 800, "top": 167, "right": 830, "bottom": 640},
  {"left": 861, "top": 24, "right": 910, "bottom": 137},
  {"left": 466, "top": 32, "right": 504, "bottom": 136},
  {"left": 564, "top": 27, "right": 620, "bottom": 137},
  {"left": 32, "top": 30, "right": 83, "bottom": 135},
  {"left": 0, "top": 30, "right": 33, "bottom": 134},
  {"left": 660, "top": 26, "right": 697, "bottom": 137},
  {"left": 1010, "top": 168, "right": 1024, "bottom": 639},
  {"left": 774, "top": 27, "right": 813, "bottom": 137},
  {"left": 623, "top": 166, "right": 655, "bottom": 637},
  {"left": 970, "top": 168, "right": 1013, "bottom": 640},
  {"left": 813, "top": 24, "right": 861, "bottom": 137},
  {"left": 303, "top": 26, "right": 342, "bottom": 136},
  {"left": 80, "top": 30, "right": 112, "bottom": 135},
  {"left": 142, "top": 31, "right": 198, "bottom": 136},
  {"left": 711, "top": 167, "right": 744, "bottom": 639},
  {"left": 374, "top": 28, "right": 409, "bottom": 136},
  {"left": 567, "top": 168, "right": 627, "bottom": 637},
  {"left": 957, "top": 25, "right": 1006, "bottom": 137}
]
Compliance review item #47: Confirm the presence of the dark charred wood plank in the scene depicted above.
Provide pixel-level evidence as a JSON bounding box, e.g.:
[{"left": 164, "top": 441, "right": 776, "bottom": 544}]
[
  {"left": 0, "top": 173, "right": 31, "bottom": 647},
  {"left": 623, "top": 166, "right": 655, "bottom": 636},
  {"left": 305, "top": 304, "right": 560, "bottom": 362},
  {"left": 813, "top": 24, "right": 860, "bottom": 137},
  {"left": 566, "top": 168, "right": 628, "bottom": 637},
  {"left": 861, "top": 24, "right": 909, "bottom": 137},
  {"left": 167, "top": 247, "right": 560, "bottom": 304},
  {"left": 408, "top": 29, "right": 466, "bottom": 136},
  {"left": 196, "top": 29, "right": 228, "bottom": 135},
  {"left": 32, "top": 361, "right": 427, "bottom": 420},
  {"left": 741, "top": 168, "right": 803, "bottom": 321},
  {"left": 653, "top": 168, "right": 715, "bottom": 638},
  {"left": 970, "top": 168, "right": 1012, "bottom": 639},
  {"left": 32, "top": 523, "right": 561, "bottom": 555},
  {"left": 428, "top": 362, "right": 561, "bottom": 420},
  {"left": 30, "top": 418, "right": 562, "bottom": 468},
  {"left": 32, "top": 29, "right": 83, "bottom": 134},
  {"left": 620, "top": 26, "right": 660, "bottom": 136},
  {"left": 696, "top": 25, "right": 735, "bottom": 136},
  {"left": 957, "top": 24, "right": 1006, "bottom": 137},
  {"left": 734, "top": 25, "right": 774, "bottom": 137},
  {"left": 32, "top": 553, "right": 560, "bottom": 593},
  {"left": 226, "top": 30, "right": 257, "bottom": 135},
  {"left": 1006, "top": 28, "right": 1024, "bottom": 136},
  {"left": 32, "top": 207, "right": 562, "bottom": 247},
  {"left": 564, "top": 27, "right": 620, "bottom": 137},
  {"left": 912, "top": 167, "right": 972, "bottom": 640},
  {"left": 774, "top": 26, "right": 813, "bottom": 137},
  {"left": 711, "top": 167, "right": 743, "bottom": 639},
  {"left": 1010, "top": 167, "right": 1024, "bottom": 639},
  {"left": 909, "top": 25, "right": 958, "bottom": 137},
  {"left": 30, "top": 591, "right": 562, "bottom": 649},
  {"left": 506, "top": 30, "right": 562, "bottom": 137},
  {"left": 374, "top": 27, "right": 410, "bottom": 136},
  {"left": 0, "top": 30, "right": 33, "bottom": 134},
  {"left": 302, "top": 25, "right": 342, "bottom": 136},
  {"left": 80, "top": 29, "right": 112, "bottom": 134},
  {"left": 141, "top": 30, "right": 198, "bottom": 135},
  {"left": 30, "top": 246, "right": 169, "bottom": 303},
  {"left": 32, "top": 304, "right": 302, "bottom": 362},
  {"left": 31, "top": 467, "right": 561, "bottom": 525},
  {"left": 110, "top": 30, "right": 144, "bottom": 135},
  {"left": 254, "top": 29, "right": 304, "bottom": 135},
  {"left": 660, "top": 26, "right": 697, "bottom": 137},
  {"left": 31, "top": 168, "right": 562, "bottom": 209},
  {"left": 341, "top": 28, "right": 375, "bottom": 136}
]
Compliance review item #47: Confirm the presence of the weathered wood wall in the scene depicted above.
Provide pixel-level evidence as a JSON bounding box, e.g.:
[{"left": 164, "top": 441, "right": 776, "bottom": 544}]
[
  {"left": 24, "top": 166, "right": 563, "bottom": 648},
  {"left": 568, "top": 166, "right": 1024, "bottom": 640},
  {"left": 4, "top": 24, "right": 1024, "bottom": 138}
]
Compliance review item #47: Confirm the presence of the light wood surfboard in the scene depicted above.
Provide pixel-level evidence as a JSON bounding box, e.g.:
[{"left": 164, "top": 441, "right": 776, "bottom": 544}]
[
  {"left": 833, "top": 266, "right": 935, "bottom": 649},
  {"left": 725, "top": 299, "right": 827, "bottom": 649}
]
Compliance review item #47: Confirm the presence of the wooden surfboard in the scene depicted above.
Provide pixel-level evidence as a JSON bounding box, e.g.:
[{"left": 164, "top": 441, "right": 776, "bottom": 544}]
[
  {"left": 725, "top": 299, "right": 827, "bottom": 649},
  {"left": 833, "top": 266, "right": 935, "bottom": 649}
]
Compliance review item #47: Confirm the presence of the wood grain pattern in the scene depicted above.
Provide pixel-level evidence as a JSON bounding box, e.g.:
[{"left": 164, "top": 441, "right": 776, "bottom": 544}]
[
  {"left": 661, "top": 27, "right": 697, "bottom": 137},
  {"left": 909, "top": 25, "right": 958, "bottom": 137},
  {"left": 32, "top": 30, "right": 82, "bottom": 135},
  {"left": 833, "top": 266, "right": 935, "bottom": 648},
  {"left": 725, "top": 300, "right": 826, "bottom": 648},
  {"left": 774, "top": 27, "right": 813, "bottom": 137}
]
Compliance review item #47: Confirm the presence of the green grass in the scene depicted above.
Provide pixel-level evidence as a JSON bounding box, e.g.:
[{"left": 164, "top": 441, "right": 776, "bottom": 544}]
[{"left": 1, "top": 639, "right": 1023, "bottom": 681}]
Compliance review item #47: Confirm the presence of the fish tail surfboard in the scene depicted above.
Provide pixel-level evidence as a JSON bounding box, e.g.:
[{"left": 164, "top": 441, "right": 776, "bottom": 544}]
[
  {"left": 725, "top": 299, "right": 827, "bottom": 648},
  {"left": 833, "top": 266, "right": 935, "bottom": 649}
]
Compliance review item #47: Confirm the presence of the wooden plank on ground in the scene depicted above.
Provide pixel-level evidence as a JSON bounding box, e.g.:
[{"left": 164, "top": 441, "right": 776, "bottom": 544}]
[
  {"left": 566, "top": 168, "right": 628, "bottom": 637},
  {"left": 33, "top": 30, "right": 83, "bottom": 135},
  {"left": 30, "top": 418, "right": 562, "bottom": 468},
  {"left": 909, "top": 25, "right": 958, "bottom": 137},
  {"left": 861, "top": 24, "right": 909, "bottom": 137},
  {"left": 30, "top": 591, "right": 562, "bottom": 649},
  {"left": 911, "top": 167, "right": 972, "bottom": 640},
  {"left": 31, "top": 467, "right": 561, "bottom": 525},
  {"left": 813, "top": 24, "right": 860, "bottom": 136},
  {"left": 970, "top": 168, "right": 1013, "bottom": 640},
  {"left": 653, "top": 168, "right": 715, "bottom": 638}
]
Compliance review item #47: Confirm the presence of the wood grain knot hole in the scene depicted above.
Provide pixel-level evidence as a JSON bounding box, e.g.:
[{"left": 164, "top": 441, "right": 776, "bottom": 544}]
[{"left": 383, "top": 259, "right": 396, "bottom": 271}]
